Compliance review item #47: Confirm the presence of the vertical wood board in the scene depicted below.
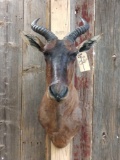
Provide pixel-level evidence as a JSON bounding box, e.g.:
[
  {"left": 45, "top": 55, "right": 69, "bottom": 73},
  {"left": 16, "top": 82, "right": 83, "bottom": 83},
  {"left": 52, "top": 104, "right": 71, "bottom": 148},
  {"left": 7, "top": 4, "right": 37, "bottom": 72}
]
[
  {"left": 73, "top": 0, "right": 95, "bottom": 160},
  {"left": 0, "top": 0, "right": 23, "bottom": 160},
  {"left": 93, "top": 0, "right": 120, "bottom": 159},
  {"left": 51, "top": 142, "right": 72, "bottom": 160},
  {"left": 51, "top": 0, "right": 70, "bottom": 39},
  {"left": 21, "top": 0, "right": 47, "bottom": 160}
]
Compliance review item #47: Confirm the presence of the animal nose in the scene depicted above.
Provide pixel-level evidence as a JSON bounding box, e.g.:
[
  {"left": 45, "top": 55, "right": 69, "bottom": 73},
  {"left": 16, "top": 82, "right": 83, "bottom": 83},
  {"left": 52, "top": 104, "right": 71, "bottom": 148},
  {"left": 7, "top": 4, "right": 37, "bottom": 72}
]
[{"left": 49, "top": 83, "right": 68, "bottom": 102}]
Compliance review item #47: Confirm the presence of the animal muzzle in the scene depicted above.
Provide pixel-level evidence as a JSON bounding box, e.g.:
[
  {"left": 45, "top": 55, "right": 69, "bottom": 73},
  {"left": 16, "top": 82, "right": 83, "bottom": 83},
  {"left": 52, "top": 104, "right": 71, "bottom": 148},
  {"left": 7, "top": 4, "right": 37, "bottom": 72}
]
[{"left": 49, "top": 83, "right": 68, "bottom": 102}]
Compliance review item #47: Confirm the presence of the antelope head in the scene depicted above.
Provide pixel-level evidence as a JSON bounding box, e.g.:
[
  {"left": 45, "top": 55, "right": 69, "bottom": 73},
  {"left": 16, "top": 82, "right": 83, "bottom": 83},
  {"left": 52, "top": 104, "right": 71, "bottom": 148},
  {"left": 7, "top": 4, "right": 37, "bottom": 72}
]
[{"left": 21, "top": 18, "right": 99, "bottom": 102}]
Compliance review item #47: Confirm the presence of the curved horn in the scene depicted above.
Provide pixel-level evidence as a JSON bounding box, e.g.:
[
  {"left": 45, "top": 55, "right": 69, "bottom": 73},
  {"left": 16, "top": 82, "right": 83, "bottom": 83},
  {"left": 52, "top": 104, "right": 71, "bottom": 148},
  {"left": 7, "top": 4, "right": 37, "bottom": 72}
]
[
  {"left": 31, "top": 18, "right": 58, "bottom": 41},
  {"left": 64, "top": 18, "right": 89, "bottom": 42}
]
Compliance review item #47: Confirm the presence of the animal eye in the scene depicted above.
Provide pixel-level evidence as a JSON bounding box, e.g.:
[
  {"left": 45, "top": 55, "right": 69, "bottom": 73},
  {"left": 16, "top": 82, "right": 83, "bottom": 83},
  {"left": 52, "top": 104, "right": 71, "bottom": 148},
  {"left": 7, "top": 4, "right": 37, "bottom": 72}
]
[
  {"left": 43, "top": 52, "right": 52, "bottom": 61},
  {"left": 69, "top": 52, "right": 78, "bottom": 60},
  {"left": 44, "top": 52, "right": 50, "bottom": 56},
  {"left": 44, "top": 52, "right": 51, "bottom": 58}
]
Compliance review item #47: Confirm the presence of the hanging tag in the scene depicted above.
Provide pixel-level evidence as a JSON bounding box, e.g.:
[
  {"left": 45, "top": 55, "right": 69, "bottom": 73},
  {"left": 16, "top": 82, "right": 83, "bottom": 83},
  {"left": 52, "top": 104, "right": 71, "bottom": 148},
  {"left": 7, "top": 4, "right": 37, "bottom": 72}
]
[{"left": 77, "top": 52, "right": 90, "bottom": 72}]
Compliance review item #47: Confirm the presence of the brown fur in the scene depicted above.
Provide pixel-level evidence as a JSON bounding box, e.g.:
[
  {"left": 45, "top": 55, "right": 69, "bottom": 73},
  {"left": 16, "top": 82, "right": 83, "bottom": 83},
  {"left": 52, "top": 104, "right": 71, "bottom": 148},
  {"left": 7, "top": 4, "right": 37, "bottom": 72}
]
[
  {"left": 21, "top": 31, "right": 101, "bottom": 148},
  {"left": 39, "top": 60, "right": 82, "bottom": 148}
]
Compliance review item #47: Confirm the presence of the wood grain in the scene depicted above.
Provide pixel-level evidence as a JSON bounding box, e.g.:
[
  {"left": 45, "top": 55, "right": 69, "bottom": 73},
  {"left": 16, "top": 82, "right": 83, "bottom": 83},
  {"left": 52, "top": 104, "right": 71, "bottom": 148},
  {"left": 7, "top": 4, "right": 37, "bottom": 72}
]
[
  {"left": 51, "top": 0, "right": 70, "bottom": 39},
  {"left": 0, "top": 0, "right": 23, "bottom": 160},
  {"left": 93, "top": 0, "right": 120, "bottom": 159},
  {"left": 21, "top": 0, "right": 46, "bottom": 160},
  {"left": 51, "top": 142, "right": 72, "bottom": 160},
  {"left": 73, "top": 0, "right": 95, "bottom": 160}
]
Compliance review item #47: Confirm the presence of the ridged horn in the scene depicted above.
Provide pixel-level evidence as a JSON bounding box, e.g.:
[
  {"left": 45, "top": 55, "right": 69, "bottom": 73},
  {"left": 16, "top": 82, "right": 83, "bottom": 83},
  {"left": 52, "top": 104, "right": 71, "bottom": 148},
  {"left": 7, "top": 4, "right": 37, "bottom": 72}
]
[
  {"left": 64, "top": 18, "right": 89, "bottom": 42},
  {"left": 31, "top": 18, "right": 58, "bottom": 41}
]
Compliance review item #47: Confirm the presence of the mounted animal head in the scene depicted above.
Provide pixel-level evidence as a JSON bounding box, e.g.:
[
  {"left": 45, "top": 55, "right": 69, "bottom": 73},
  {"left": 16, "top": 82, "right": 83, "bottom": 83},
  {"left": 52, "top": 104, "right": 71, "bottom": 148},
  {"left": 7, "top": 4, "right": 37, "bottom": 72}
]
[{"left": 21, "top": 18, "right": 100, "bottom": 102}]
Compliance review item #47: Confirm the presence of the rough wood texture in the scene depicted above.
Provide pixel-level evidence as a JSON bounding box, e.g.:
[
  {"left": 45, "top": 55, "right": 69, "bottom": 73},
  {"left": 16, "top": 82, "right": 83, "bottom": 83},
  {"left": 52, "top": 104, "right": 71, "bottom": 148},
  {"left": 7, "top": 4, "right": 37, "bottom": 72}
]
[
  {"left": 21, "top": 0, "right": 47, "bottom": 160},
  {"left": 1, "top": 0, "right": 120, "bottom": 159},
  {"left": 93, "top": 0, "right": 120, "bottom": 159},
  {"left": 0, "top": 0, "right": 23, "bottom": 160},
  {"left": 73, "top": 0, "right": 95, "bottom": 160},
  {"left": 51, "top": 0, "right": 70, "bottom": 39},
  {"left": 51, "top": 142, "right": 72, "bottom": 160}
]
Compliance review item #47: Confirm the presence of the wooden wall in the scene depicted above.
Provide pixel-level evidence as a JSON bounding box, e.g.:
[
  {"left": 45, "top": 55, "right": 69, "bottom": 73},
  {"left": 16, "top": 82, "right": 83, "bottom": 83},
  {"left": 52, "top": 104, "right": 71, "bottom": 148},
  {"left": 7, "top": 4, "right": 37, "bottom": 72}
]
[
  {"left": 73, "top": 0, "right": 95, "bottom": 160},
  {"left": 21, "top": 0, "right": 47, "bottom": 159},
  {"left": 0, "top": 0, "right": 47, "bottom": 160},
  {"left": 0, "top": 0, "right": 23, "bottom": 159},
  {"left": 0, "top": 0, "right": 120, "bottom": 160},
  {"left": 93, "top": 0, "right": 120, "bottom": 159}
]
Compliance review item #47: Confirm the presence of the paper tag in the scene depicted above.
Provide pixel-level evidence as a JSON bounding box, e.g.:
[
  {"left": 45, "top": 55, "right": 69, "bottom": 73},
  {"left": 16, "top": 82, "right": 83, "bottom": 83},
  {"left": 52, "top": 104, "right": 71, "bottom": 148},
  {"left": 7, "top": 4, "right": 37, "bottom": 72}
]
[{"left": 77, "top": 52, "right": 90, "bottom": 72}]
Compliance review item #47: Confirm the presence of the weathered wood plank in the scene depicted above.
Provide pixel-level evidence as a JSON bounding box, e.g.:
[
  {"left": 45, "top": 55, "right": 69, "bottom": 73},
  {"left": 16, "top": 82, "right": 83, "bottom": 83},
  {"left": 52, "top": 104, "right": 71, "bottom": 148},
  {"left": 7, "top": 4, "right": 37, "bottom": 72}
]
[
  {"left": 51, "top": 142, "right": 72, "bottom": 160},
  {"left": 21, "top": 0, "right": 47, "bottom": 160},
  {"left": 93, "top": 0, "right": 120, "bottom": 159},
  {"left": 51, "top": 0, "right": 70, "bottom": 39},
  {"left": 0, "top": 0, "right": 23, "bottom": 160},
  {"left": 73, "top": 0, "right": 95, "bottom": 160}
]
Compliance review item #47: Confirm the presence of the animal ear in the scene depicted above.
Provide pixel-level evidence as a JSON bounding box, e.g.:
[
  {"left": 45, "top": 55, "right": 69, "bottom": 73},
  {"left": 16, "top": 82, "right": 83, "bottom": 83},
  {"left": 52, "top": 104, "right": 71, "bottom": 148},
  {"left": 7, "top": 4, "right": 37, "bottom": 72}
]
[
  {"left": 78, "top": 34, "right": 102, "bottom": 52},
  {"left": 20, "top": 31, "right": 45, "bottom": 52}
]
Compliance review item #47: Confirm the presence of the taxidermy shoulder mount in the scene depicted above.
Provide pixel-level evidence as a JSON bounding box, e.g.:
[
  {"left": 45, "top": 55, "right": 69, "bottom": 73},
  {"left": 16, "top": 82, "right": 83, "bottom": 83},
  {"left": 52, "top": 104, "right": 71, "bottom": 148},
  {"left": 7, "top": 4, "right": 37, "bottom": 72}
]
[{"left": 21, "top": 18, "right": 101, "bottom": 148}]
